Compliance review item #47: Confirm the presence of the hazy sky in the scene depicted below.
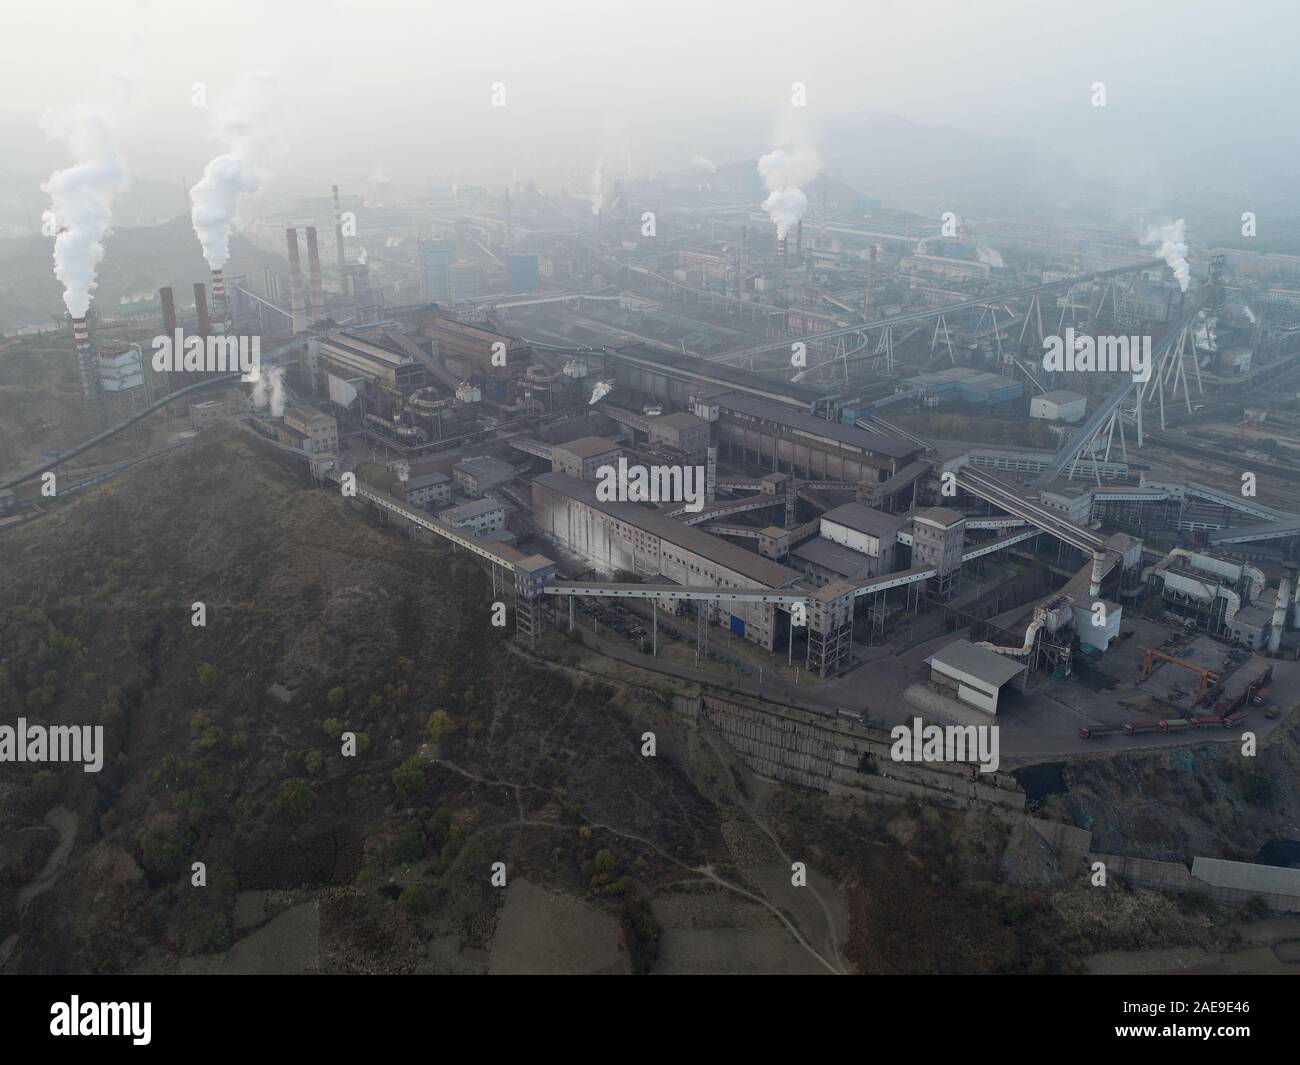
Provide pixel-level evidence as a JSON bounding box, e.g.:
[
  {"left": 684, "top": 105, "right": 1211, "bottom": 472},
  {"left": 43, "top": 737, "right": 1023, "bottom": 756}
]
[{"left": 4, "top": 0, "right": 1298, "bottom": 203}]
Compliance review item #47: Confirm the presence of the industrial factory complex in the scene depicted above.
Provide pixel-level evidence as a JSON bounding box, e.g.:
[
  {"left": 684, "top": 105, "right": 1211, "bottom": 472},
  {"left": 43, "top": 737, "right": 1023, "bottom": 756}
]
[{"left": 9, "top": 164, "right": 1300, "bottom": 762}]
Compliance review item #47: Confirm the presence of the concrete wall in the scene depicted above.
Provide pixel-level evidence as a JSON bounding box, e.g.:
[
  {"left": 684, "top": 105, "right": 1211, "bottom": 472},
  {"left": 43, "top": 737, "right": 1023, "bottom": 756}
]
[
  {"left": 1091, "top": 852, "right": 1300, "bottom": 913},
  {"left": 672, "top": 690, "right": 1025, "bottom": 812}
]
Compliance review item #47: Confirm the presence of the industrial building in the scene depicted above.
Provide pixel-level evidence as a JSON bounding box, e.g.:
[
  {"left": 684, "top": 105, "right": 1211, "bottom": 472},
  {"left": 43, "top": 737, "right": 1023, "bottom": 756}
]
[
  {"left": 1029, "top": 390, "right": 1087, "bottom": 423},
  {"left": 550, "top": 437, "right": 622, "bottom": 481},
  {"left": 926, "top": 640, "right": 1027, "bottom": 715},
  {"left": 403, "top": 470, "right": 452, "bottom": 508},
  {"left": 453, "top": 455, "right": 517, "bottom": 496},
  {"left": 281, "top": 404, "right": 339, "bottom": 455},
  {"left": 531, "top": 471, "right": 804, "bottom": 650},
  {"left": 647, "top": 411, "right": 710, "bottom": 458},
  {"left": 440, "top": 497, "right": 507, "bottom": 536},
  {"left": 713, "top": 392, "right": 921, "bottom": 484},
  {"left": 902, "top": 367, "right": 1023, "bottom": 409}
]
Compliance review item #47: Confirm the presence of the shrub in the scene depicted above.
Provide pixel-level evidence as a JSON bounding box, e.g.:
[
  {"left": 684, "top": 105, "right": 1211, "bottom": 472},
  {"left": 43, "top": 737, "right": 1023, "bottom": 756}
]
[
  {"left": 392, "top": 758, "right": 426, "bottom": 803},
  {"left": 322, "top": 717, "right": 342, "bottom": 739},
  {"left": 426, "top": 709, "right": 455, "bottom": 741},
  {"left": 304, "top": 750, "right": 323, "bottom": 775},
  {"left": 197, "top": 662, "right": 217, "bottom": 687},
  {"left": 399, "top": 884, "right": 434, "bottom": 918},
  {"left": 280, "top": 778, "right": 314, "bottom": 815}
]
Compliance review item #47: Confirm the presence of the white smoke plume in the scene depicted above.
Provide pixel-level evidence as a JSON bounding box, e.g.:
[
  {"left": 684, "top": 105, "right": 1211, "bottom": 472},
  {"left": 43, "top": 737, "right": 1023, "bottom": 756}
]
[
  {"left": 589, "top": 157, "right": 605, "bottom": 216},
  {"left": 757, "top": 132, "right": 819, "bottom": 241},
  {"left": 977, "top": 246, "right": 1005, "bottom": 268},
  {"left": 189, "top": 73, "right": 273, "bottom": 270},
  {"left": 1242, "top": 303, "right": 1257, "bottom": 324},
  {"left": 370, "top": 166, "right": 389, "bottom": 183},
  {"left": 395, "top": 460, "right": 410, "bottom": 483},
  {"left": 690, "top": 154, "right": 717, "bottom": 173},
  {"left": 588, "top": 379, "right": 612, "bottom": 404},
  {"left": 251, "top": 364, "right": 286, "bottom": 417},
  {"left": 1143, "top": 219, "right": 1190, "bottom": 292},
  {"left": 40, "top": 110, "right": 129, "bottom": 319}
]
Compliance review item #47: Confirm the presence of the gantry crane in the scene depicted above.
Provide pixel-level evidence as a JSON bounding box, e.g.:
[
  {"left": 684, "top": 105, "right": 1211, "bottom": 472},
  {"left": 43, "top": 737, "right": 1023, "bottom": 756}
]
[{"left": 1137, "top": 645, "right": 1220, "bottom": 695}]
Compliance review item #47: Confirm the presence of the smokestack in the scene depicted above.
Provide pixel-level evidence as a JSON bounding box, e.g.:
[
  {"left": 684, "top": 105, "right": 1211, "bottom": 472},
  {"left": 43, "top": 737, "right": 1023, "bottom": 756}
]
[
  {"left": 1269, "top": 576, "right": 1290, "bottom": 653},
  {"left": 706, "top": 445, "right": 717, "bottom": 502},
  {"left": 332, "top": 184, "right": 347, "bottom": 271},
  {"left": 1088, "top": 550, "right": 1106, "bottom": 597},
  {"left": 210, "top": 269, "right": 228, "bottom": 331},
  {"left": 795, "top": 220, "right": 803, "bottom": 259},
  {"left": 864, "top": 245, "right": 878, "bottom": 320},
  {"left": 738, "top": 225, "right": 747, "bottom": 300},
  {"left": 159, "top": 287, "right": 177, "bottom": 335},
  {"left": 286, "top": 227, "right": 306, "bottom": 334},
  {"left": 305, "top": 227, "right": 324, "bottom": 320},
  {"left": 193, "top": 282, "right": 211, "bottom": 338},
  {"left": 71, "top": 316, "right": 98, "bottom": 400},
  {"left": 1286, "top": 562, "right": 1299, "bottom": 630}
]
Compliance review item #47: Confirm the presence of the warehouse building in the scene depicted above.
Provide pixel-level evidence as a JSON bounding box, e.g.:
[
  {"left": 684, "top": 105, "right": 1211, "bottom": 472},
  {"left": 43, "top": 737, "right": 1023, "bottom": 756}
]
[
  {"left": 531, "top": 471, "right": 805, "bottom": 650},
  {"left": 715, "top": 392, "right": 920, "bottom": 483},
  {"left": 926, "top": 639, "right": 1027, "bottom": 715},
  {"left": 902, "top": 367, "right": 1023, "bottom": 409},
  {"left": 453, "top": 455, "right": 517, "bottom": 496},
  {"left": 1030, "top": 389, "right": 1087, "bottom": 423},
  {"left": 282, "top": 404, "right": 339, "bottom": 455},
  {"left": 647, "top": 411, "right": 710, "bottom": 458},
  {"left": 550, "top": 437, "right": 622, "bottom": 481},
  {"left": 819, "top": 502, "right": 906, "bottom": 574},
  {"left": 317, "top": 331, "right": 429, "bottom": 395}
]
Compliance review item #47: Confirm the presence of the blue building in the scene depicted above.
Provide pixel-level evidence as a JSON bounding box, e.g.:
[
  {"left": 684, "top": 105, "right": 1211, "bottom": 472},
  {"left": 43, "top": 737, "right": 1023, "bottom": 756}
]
[{"left": 419, "top": 239, "right": 457, "bottom": 300}]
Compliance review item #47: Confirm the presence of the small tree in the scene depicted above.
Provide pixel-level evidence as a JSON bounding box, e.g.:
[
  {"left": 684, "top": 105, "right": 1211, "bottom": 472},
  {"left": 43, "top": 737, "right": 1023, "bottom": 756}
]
[
  {"left": 399, "top": 884, "right": 434, "bottom": 917},
  {"left": 327, "top": 687, "right": 345, "bottom": 708},
  {"left": 197, "top": 662, "right": 217, "bottom": 687},
  {"left": 322, "top": 717, "right": 342, "bottom": 739},
  {"left": 392, "top": 757, "right": 426, "bottom": 803},
  {"left": 426, "top": 709, "right": 455, "bottom": 742},
  {"left": 280, "top": 778, "right": 314, "bottom": 815},
  {"left": 304, "top": 750, "right": 323, "bottom": 775}
]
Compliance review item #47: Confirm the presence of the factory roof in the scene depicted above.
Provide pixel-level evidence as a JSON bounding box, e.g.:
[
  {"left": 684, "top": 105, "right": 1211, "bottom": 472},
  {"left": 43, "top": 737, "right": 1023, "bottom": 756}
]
[
  {"left": 1036, "top": 389, "right": 1086, "bottom": 404},
  {"left": 651, "top": 411, "right": 707, "bottom": 431},
  {"left": 790, "top": 537, "right": 876, "bottom": 578},
  {"left": 552, "top": 435, "right": 621, "bottom": 459},
  {"left": 533, "top": 471, "right": 804, "bottom": 588},
  {"left": 321, "top": 331, "right": 414, "bottom": 368},
  {"left": 441, "top": 498, "right": 505, "bottom": 522},
  {"left": 715, "top": 393, "right": 919, "bottom": 460},
  {"left": 454, "top": 455, "right": 516, "bottom": 479},
  {"left": 821, "top": 502, "right": 908, "bottom": 540},
  {"left": 405, "top": 471, "right": 450, "bottom": 490},
  {"left": 927, "top": 640, "right": 1027, "bottom": 688},
  {"left": 913, "top": 506, "right": 966, "bottom": 528}
]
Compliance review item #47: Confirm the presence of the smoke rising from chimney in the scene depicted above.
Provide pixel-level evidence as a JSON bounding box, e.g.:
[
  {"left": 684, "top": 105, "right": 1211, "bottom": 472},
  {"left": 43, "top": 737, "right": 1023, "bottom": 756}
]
[
  {"left": 189, "top": 73, "right": 274, "bottom": 270},
  {"left": 40, "top": 109, "right": 129, "bottom": 319},
  {"left": 690, "top": 154, "right": 717, "bottom": 173},
  {"left": 588, "top": 379, "right": 612, "bottom": 404},
  {"left": 251, "top": 363, "right": 286, "bottom": 417},
  {"left": 1143, "top": 219, "right": 1190, "bottom": 292},
  {"left": 757, "top": 118, "right": 819, "bottom": 241}
]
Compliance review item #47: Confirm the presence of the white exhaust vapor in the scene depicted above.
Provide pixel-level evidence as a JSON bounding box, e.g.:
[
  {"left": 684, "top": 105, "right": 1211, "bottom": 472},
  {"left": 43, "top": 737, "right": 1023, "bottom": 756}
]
[
  {"left": 189, "top": 73, "right": 273, "bottom": 270},
  {"left": 589, "top": 157, "right": 605, "bottom": 216},
  {"left": 251, "top": 364, "right": 286, "bottom": 417},
  {"left": 588, "top": 379, "right": 612, "bottom": 404},
  {"left": 40, "top": 110, "right": 129, "bottom": 319},
  {"left": 1143, "top": 219, "right": 1190, "bottom": 292},
  {"left": 757, "top": 123, "right": 819, "bottom": 241},
  {"left": 690, "top": 154, "right": 716, "bottom": 173}
]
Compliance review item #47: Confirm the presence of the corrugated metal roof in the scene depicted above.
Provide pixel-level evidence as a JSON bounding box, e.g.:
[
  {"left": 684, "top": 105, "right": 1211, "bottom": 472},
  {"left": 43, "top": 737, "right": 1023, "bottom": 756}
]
[
  {"left": 927, "top": 639, "right": 1026, "bottom": 688},
  {"left": 716, "top": 393, "right": 919, "bottom": 460},
  {"left": 822, "top": 502, "right": 908, "bottom": 539}
]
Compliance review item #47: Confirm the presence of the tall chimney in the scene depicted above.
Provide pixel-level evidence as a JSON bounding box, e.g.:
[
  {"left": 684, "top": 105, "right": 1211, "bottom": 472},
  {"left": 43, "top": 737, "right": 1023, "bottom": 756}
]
[
  {"left": 1268, "top": 577, "right": 1289, "bottom": 653},
  {"left": 795, "top": 220, "right": 803, "bottom": 259},
  {"left": 193, "top": 282, "right": 211, "bottom": 338},
  {"left": 1286, "top": 561, "right": 1299, "bottom": 630},
  {"left": 864, "top": 245, "right": 878, "bottom": 320},
  {"left": 72, "top": 316, "right": 98, "bottom": 400},
  {"left": 159, "top": 286, "right": 177, "bottom": 335},
  {"left": 332, "top": 184, "right": 347, "bottom": 271},
  {"left": 286, "top": 227, "right": 306, "bottom": 334},
  {"left": 1088, "top": 549, "right": 1106, "bottom": 597},
  {"left": 305, "top": 227, "right": 324, "bottom": 320},
  {"left": 738, "top": 225, "right": 747, "bottom": 300},
  {"left": 210, "top": 269, "right": 228, "bottom": 333}
]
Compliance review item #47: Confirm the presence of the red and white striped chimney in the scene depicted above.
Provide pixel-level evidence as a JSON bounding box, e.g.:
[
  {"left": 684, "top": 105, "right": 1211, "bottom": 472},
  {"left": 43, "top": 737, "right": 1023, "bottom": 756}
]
[
  {"left": 210, "top": 269, "right": 227, "bottom": 317},
  {"left": 285, "top": 227, "right": 306, "bottom": 334},
  {"left": 305, "top": 227, "right": 324, "bottom": 320}
]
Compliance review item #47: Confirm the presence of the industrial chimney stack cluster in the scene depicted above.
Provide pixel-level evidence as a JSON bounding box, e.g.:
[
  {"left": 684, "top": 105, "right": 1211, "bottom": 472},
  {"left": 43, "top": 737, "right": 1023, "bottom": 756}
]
[{"left": 286, "top": 226, "right": 306, "bottom": 334}]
